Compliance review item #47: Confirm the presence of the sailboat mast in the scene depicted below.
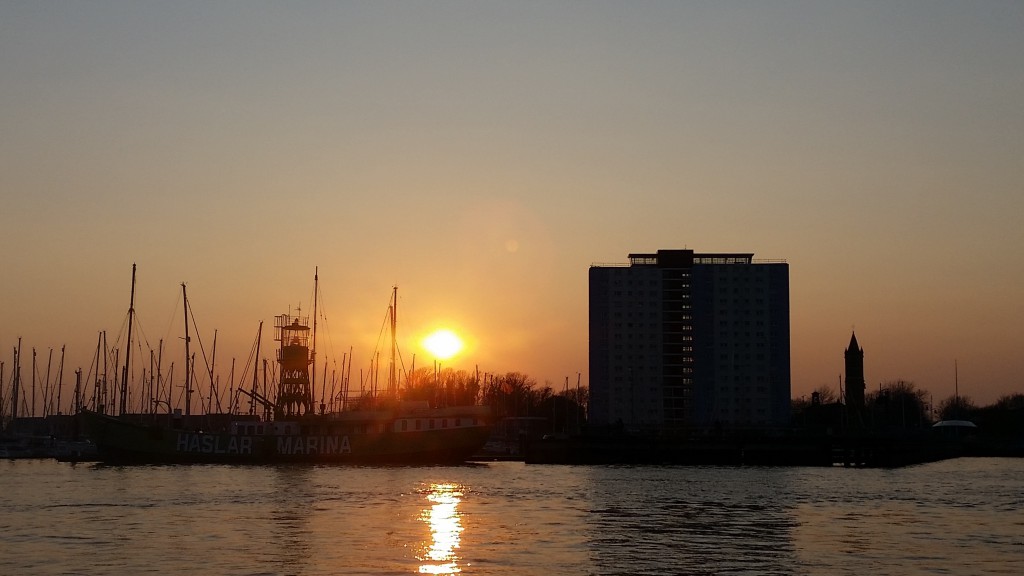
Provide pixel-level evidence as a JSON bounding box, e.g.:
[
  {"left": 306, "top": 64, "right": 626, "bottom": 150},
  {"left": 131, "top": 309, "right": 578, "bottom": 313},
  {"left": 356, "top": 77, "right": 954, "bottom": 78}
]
[
  {"left": 183, "top": 283, "right": 192, "bottom": 418},
  {"left": 11, "top": 339, "right": 20, "bottom": 421},
  {"left": 344, "top": 345, "right": 353, "bottom": 410},
  {"left": 55, "top": 345, "right": 65, "bottom": 415},
  {"left": 91, "top": 333, "right": 100, "bottom": 411},
  {"left": 390, "top": 286, "right": 397, "bottom": 395},
  {"left": 156, "top": 339, "right": 164, "bottom": 414},
  {"left": 320, "top": 358, "right": 328, "bottom": 414},
  {"left": 74, "top": 369, "right": 82, "bottom": 414},
  {"left": 312, "top": 268, "right": 318, "bottom": 412},
  {"left": 43, "top": 348, "right": 52, "bottom": 416},
  {"left": 31, "top": 348, "right": 36, "bottom": 417},
  {"left": 120, "top": 263, "right": 137, "bottom": 415},
  {"left": 209, "top": 330, "right": 218, "bottom": 414},
  {"left": 251, "top": 321, "right": 262, "bottom": 416},
  {"left": 147, "top": 349, "right": 155, "bottom": 414},
  {"left": 102, "top": 332, "right": 109, "bottom": 413},
  {"left": 262, "top": 358, "right": 268, "bottom": 421}
]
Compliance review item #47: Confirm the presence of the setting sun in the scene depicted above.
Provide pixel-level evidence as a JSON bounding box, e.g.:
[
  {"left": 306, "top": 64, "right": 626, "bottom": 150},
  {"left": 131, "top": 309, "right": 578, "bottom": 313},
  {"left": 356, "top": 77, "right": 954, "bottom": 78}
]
[{"left": 422, "top": 329, "right": 464, "bottom": 361}]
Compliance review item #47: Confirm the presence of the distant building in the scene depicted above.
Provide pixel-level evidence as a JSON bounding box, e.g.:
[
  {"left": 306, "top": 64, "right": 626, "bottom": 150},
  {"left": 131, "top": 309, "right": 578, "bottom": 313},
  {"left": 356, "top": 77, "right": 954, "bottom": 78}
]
[
  {"left": 589, "top": 249, "right": 790, "bottom": 434},
  {"left": 844, "top": 332, "right": 866, "bottom": 408}
]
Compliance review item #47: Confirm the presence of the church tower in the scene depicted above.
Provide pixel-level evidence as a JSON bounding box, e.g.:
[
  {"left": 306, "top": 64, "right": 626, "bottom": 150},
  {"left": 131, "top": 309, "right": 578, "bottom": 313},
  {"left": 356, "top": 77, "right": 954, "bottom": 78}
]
[{"left": 844, "top": 332, "right": 865, "bottom": 408}]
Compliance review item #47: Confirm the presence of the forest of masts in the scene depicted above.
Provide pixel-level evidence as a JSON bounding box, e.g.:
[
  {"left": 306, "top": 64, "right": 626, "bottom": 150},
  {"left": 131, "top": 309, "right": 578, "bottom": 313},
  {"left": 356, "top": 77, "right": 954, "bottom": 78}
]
[
  {"left": 1, "top": 331, "right": 589, "bottom": 430},
  {"left": 4, "top": 326, "right": 591, "bottom": 414},
  {"left": 0, "top": 270, "right": 589, "bottom": 428}
]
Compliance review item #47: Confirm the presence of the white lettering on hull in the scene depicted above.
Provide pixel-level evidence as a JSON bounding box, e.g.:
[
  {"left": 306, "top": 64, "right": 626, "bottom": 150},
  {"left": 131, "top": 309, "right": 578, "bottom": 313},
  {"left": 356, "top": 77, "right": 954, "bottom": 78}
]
[
  {"left": 173, "top": 433, "right": 351, "bottom": 457},
  {"left": 175, "top": 433, "right": 253, "bottom": 455},
  {"left": 276, "top": 435, "right": 351, "bottom": 455}
]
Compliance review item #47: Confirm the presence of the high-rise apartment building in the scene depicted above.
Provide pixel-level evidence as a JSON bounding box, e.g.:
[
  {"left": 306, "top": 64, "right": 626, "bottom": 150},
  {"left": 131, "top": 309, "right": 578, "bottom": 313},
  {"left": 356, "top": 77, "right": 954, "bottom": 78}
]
[{"left": 589, "top": 249, "right": 790, "bottom": 433}]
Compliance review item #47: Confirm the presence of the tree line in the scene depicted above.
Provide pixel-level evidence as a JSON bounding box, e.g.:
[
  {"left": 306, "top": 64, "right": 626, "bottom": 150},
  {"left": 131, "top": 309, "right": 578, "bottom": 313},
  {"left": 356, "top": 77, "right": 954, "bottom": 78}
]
[
  {"left": 793, "top": 380, "right": 1024, "bottom": 437},
  {"left": 395, "top": 368, "right": 587, "bottom": 433}
]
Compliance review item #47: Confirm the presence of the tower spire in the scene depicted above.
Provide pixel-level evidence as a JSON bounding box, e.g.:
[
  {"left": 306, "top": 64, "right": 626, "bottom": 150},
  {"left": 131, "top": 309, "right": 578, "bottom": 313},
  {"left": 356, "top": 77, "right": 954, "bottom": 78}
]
[{"left": 844, "top": 331, "right": 865, "bottom": 408}]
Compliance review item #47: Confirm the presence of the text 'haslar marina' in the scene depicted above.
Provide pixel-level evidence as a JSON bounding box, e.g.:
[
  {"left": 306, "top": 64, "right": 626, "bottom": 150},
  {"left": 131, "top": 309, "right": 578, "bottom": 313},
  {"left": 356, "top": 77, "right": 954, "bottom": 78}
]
[{"left": 175, "top": 434, "right": 352, "bottom": 455}]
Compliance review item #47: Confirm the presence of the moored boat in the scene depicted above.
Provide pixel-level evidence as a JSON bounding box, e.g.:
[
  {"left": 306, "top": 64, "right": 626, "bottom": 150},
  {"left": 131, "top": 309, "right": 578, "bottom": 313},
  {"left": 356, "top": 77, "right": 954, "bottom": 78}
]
[{"left": 80, "top": 403, "right": 490, "bottom": 464}]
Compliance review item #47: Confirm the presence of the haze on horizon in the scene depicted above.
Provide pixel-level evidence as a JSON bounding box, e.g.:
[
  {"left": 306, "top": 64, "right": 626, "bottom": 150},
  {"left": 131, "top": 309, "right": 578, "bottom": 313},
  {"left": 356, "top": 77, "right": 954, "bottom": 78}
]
[{"left": 2, "top": 2, "right": 1022, "bottom": 414}]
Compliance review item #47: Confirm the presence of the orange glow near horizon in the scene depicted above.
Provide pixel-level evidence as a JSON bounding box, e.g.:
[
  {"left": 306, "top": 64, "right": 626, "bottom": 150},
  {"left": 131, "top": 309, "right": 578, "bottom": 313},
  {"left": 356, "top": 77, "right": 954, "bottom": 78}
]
[{"left": 2, "top": 3, "right": 1022, "bottom": 409}]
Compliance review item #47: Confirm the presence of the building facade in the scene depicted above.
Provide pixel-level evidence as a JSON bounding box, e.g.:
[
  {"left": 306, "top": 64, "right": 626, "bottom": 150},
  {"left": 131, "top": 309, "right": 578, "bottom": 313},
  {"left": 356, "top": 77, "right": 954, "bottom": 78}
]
[{"left": 589, "top": 249, "right": 790, "bottom": 433}]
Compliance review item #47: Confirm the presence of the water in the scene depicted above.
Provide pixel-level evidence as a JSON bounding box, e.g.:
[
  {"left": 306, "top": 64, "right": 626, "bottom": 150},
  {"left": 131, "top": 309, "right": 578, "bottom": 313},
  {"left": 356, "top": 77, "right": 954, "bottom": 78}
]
[{"left": 2, "top": 458, "right": 1022, "bottom": 575}]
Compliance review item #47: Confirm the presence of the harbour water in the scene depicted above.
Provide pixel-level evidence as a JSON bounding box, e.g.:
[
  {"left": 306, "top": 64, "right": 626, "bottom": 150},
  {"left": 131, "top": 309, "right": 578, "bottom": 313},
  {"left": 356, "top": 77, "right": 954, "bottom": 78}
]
[{"left": 1, "top": 458, "right": 1022, "bottom": 575}]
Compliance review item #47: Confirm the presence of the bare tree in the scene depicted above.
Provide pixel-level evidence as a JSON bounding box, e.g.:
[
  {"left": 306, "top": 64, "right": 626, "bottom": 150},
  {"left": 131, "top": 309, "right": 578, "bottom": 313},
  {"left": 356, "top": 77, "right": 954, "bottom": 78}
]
[
  {"left": 812, "top": 384, "right": 838, "bottom": 405},
  {"left": 867, "top": 380, "right": 931, "bottom": 428},
  {"left": 938, "top": 395, "right": 976, "bottom": 421}
]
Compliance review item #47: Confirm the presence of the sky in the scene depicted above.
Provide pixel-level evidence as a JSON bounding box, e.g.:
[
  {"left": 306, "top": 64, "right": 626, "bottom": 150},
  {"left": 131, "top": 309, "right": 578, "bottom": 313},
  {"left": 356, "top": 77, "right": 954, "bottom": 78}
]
[{"left": 2, "top": 1, "right": 1022, "bottom": 414}]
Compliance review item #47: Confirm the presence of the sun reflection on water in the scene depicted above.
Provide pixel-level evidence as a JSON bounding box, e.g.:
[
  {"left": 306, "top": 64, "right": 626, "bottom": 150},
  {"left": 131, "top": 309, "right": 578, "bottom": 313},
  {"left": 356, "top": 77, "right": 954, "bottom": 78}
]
[{"left": 418, "top": 483, "right": 464, "bottom": 575}]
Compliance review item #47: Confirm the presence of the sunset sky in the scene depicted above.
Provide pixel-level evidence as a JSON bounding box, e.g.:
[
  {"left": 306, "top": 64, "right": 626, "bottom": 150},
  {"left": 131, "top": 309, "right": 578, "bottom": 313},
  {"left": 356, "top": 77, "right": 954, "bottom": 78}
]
[{"left": 2, "top": 2, "right": 1022, "bottom": 413}]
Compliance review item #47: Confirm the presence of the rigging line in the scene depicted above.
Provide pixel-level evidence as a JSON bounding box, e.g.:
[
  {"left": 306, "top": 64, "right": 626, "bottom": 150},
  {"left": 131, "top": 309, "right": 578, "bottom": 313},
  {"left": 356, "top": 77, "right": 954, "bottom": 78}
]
[
  {"left": 155, "top": 361, "right": 171, "bottom": 413},
  {"left": 132, "top": 314, "right": 155, "bottom": 356},
  {"left": 233, "top": 325, "right": 262, "bottom": 394},
  {"left": 108, "top": 310, "right": 132, "bottom": 350},
  {"left": 210, "top": 330, "right": 223, "bottom": 414},
  {"left": 314, "top": 306, "right": 346, "bottom": 393},
  {"left": 161, "top": 286, "right": 183, "bottom": 344},
  {"left": 396, "top": 341, "right": 408, "bottom": 386},
  {"left": 372, "top": 301, "right": 391, "bottom": 370},
  {"left": 114, "top": 334, "right": 146, "bottom": 394},
  {"left": 390, "top": 288, "right": 409, "bottom": 386},
  {"left": 185, "top": 298, "right": 216, "bottom": 393},
  {"left": 183, "top": 297, "right": 224, "bottom": 415},
  {"left": 369, "top": 289, "right": 407, "bottom": 384},
  {"left": 265, "top": 361, "right": 279, "bottom": 404},
  {"left": 135, "top": 336, "right": 147, "bottom": 385},
  {"left": 170, "top": 361, "right": 187, "bottom": 409},
  {"left": 314, "top": 288, "right": 336, "bottom": 363},
  {"left": 81, "top": 334, "right": 98, "bottom": 405}
]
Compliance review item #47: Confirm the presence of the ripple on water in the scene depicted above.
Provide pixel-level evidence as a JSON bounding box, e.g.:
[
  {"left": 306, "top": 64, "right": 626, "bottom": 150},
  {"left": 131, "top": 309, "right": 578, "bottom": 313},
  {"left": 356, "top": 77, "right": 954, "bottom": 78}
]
[{"left": 1, "top": 459, "right": 1023, "bottom": 575}]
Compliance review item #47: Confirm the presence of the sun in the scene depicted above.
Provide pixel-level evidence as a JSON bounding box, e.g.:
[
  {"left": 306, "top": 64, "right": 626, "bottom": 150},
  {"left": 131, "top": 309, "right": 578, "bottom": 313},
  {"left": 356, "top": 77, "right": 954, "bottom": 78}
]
[{"left": 423, "top": 329, "right": 464, "bottom": 361}]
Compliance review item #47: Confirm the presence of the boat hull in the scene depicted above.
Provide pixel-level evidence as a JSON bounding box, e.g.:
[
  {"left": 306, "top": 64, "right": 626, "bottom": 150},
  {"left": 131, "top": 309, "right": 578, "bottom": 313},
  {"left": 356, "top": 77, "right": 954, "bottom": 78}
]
[{"left": 81, "top": 409, "right": 491, "bottom": 465}]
